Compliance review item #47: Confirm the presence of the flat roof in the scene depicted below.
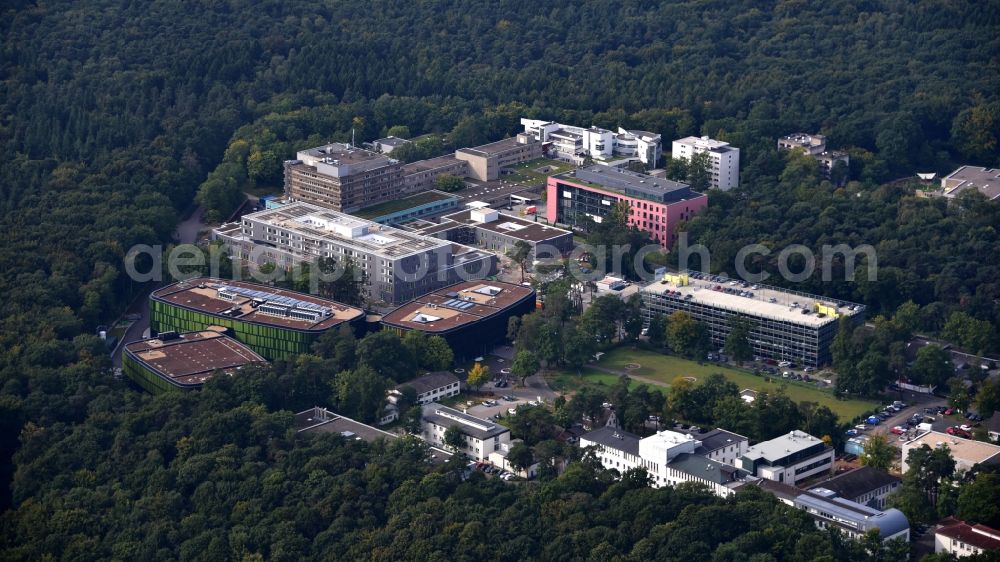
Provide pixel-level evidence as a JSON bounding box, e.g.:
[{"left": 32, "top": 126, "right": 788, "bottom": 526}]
[
  {"left": 353, "top": 190, "right": 457, "bottom": 220},
  {"left": 403, "top": 155, "right": 466, "bottom": 174},
  {"left": 422, "top": 403, "right": 510, "bottom": 440},
  {"left": 553, "top": 165, "right": 696, "bottom": 204},
  {"left": 580, "top": 426, "right": 641, "bottom": 456},
  {"left": 683, "top": 428, "right": 749, "bottom": 454},
  {"left": 457, "top": 137, "right": 529, "bottom": 157},
  {"left": 239, "top": 202, "right": 452, "bottom": 259},
  {"left": 435, "top": 208, "right": 572, "bottom": 243},
  {"left": 903, "top": 431, "right": 1000, "bottom": 463},
  {"left": 375, "top": 136, "right": 409, "bottom": 147},
  {"left": 667, "top": 452, "right": 746, "bottom": 485},
  {"left": 942, "top": 166, "right": 1000, "bottom": 200},
  {"left": 152, "top": 277, "right": 364, "bottom": 331},
  {"left": 642, "top": 271, "right": 865, "bottom": 328},
  {"left": 297, "top": 143, "right": 389, "bottom": 165},
  {"left": 381, "top": 280, "right": 534, "bottom": 333},
  {"left": 743, "top": 430, "right": 826, "bottom": 462},
  {"left": 674, "top": 136, "right": 737, "bottom": 153},
  {"left": 124, "top": 330, "right": 265, "bottom": 386}
]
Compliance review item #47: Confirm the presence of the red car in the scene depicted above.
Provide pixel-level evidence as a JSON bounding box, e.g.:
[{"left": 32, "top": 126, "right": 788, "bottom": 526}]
[
  {"left": 947, "top": 427, "right": 971, "bottom": 438},
  {"left": 944, "top": 408, "right": 954, "bottom": 415},
  {"left": 890, "top": 426, "right": 905, "bottom": 435}
]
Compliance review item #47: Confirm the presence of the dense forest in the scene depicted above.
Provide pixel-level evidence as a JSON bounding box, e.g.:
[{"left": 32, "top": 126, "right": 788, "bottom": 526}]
[{"left": 1, "top": 0, "right": 999, "bottom": 558}]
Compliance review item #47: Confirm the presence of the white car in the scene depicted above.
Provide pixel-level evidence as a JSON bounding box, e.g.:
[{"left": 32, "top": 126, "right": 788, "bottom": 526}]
[
  {"left": 778, "top": 361, "right": 792, "bottom": 368},
  {"left": 960, "top": 424, "right": 973, "bottom": 432},
  {"left": 508, "top": 408, "right": 517, "bottom": 415}
]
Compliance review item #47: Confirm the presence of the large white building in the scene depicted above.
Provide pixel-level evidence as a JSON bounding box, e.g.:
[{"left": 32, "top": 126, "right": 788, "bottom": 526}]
[
  {"left": 421, "top": 403, "right": 511, "bottom": 461},
  {"left": 520, "top": 118, "right": 662, "bottom": 166},
  {"left": 740, "top": 430, "right": 834, "bottom": 486},
  {"left": 579, "top": 427, "right": 748, "bottom": 497},
  {"left": 671, "top": 135, "right": 740, "bottom": 190}
]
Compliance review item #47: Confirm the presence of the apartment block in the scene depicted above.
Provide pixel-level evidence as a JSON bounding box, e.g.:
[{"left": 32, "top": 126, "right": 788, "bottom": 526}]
[
  {"left": 546, "top": 165, "right": 707, "bottom": 248},
  {"left": 671, "top": 136, "right": 740, "bottom": 190},
  {"left": 421, "top": 404, "right": 511, "bottom": 461},
  {"left": 213, "top": 202, "right": 497, "bottom": 306},
  {"left": 641, "top": 271, "right": 866, "bottom": 367},
  {"left": 521, "top": 118, "right": 663, "bottom": 166}
]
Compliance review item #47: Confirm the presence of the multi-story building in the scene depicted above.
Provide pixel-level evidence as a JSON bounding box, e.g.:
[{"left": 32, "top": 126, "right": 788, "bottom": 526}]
[
  {"left": 283, "top": 143, "right": 406, "bottom": 213},
  {"left": 671, "top": 136, "right": 740, "bottom": 190},
  {"left": 777, "top": 133, "right": 850, "bottom": 181},
  {"left": 371, "top": 136, "right": 410, "bottom": 154},
  {"left": 454, "top": 134, "right": 543, "bottom": 181},
  {"left": 380, "top": 280, "right": 535, "bottom": 359},
  {"left": 901, "top": 431, "right": 1000, "bottom": 474},
  {"left": 740, "top": 430, "right": 835, "bottom": 485},
  {"left": 546, "top": 165, "right": 708, "bottom": 248},
  {"left": 641, "top": 271, "right": 866, "bottom": 367},
  {"left": 679, "top": 427, "right": 750, "bottom": 466},
  {"left": 402, "top": 155, "right": 469, "bottom": 193},
  {"left": 520, "top": 118, "right": 663, "bottom": 166},
  {"left": 935, "top": 517, "right": 1000, "bottom": 558},
  {"left": 808, "top": 466, "right": 901, "bottom": 509},
  {"left": 122, "top": 329, "right": 266, "bottom": 393},
  {"left": 150, "top": 278, "right": 365, "bottom": 360},
  {"left": 937, "top": 166, "right": 1000, "bottom": 201},
  {"left": 411, "top": 206, "right": 574, "bottom": 261},
  {"left": 579, "top": 426, "right": 749, "bottom": 496},
  {"left": 213, "top": 202, "right": 497, "bottom": 305},
  {"left": 421, "top": 403, "right": 511, "bottom": 461},
  {"left": 381, "top": 371, "right": 462, "bottom": 425},
  {"left": 296, "top": 406, "right": 454, "bottom": 463},
  {"left": 738, "top": 479, "right": 910, "bottom": 542}
]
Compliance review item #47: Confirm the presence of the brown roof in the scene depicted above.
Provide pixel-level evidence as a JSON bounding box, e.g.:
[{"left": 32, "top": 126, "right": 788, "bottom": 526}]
[
  {"left": 152, "top": 277, "right": 364, "bottom": 331},
  {"left": 936, "top": 518, "right": 1000, "bottom": 551},
  {"left": 381, "top": 280, "right": 534, "bottom": 333},
  {"left": 124, "top": 330, "right": 266, "bottom": 386}
]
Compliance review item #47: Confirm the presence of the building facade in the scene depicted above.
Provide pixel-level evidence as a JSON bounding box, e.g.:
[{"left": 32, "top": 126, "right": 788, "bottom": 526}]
[
  {"left": 454, "top": 134, "right": 543, "bottom": 181},
  {"left": 421, "top": 404, "right": 511, "bottom": 461},
  {"left": 149, "top": 278, "right": 365, "bottom": 360},
  {"left": 402, "top": 155, "right": 470, "bottom": 193},
  {"left": 413, "top": 207, "right": 574, "bottom": 261},
  {"left": 740, "top": 430, "right": 835, "bottom": 485},
  {"left": 935, "top": 517, "right": 1000, "bottom": 557},
  {"left": 671, "top": 136, "right": 740, "bottom": 190},
  {"left": 808, "top": 466, "right": 901, "bottom": 509},
  {"left": 580, "top": 427, "right": 748, "bottom": 496},
  {"left": 546, "top": 165, "right": 707, "bottom": 248},
  {"left": 520, "top": 118, "right": 663, "bottom": 166},
  {"left": 777, "top": 133, "right": 849, "bottom": 181},
  {"left": 641, "top": 271, "right": 866, "bottom": 367},
  {"left": 213, "top": 202, "right": 497, "bottom": 305},
  {"left": 283, "top": 143, "right": 406, "bottom": 213}
]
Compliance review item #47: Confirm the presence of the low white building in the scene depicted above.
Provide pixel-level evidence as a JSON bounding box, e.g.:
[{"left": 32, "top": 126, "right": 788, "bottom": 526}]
[
  {"left": 901, "top": 431, "right": 1000, "bottom": 475},
  {"left": 488, "top": 439, "right": 540, "bottom": 479},
  {"left": 521, "top": 118, "right": 662, "bottom": 166},
  {"left": 740, "top": 430, "right": 834, "bottom": 486},
  {"left": 671, "top": 135, "right": 740, "bottom": 190},
  {"left": 579, "top": 427, "right": 748, "bottom": 497},
  {"left": 381, "top": 372, "right": 462, "bottom": 425},
  {"left": 421, "top": 403, "right": 510, "bottom": 461},
  {"left": 808, "top": 466, "right": 901, "bottom": 510},
  {"left": 935, "top": 517, "right": 1000, "bottom": 557}
]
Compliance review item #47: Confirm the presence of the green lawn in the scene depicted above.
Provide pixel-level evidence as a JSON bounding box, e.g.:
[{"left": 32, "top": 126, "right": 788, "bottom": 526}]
[
  {"left": 502, "top": 158, "right": 577, "bottom": 185},
  {"left": 549, "top": 347, "right": 877, "bottom": 422}
]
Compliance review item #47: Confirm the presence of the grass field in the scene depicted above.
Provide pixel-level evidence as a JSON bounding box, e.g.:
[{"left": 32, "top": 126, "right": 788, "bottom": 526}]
[
  {"left": 548, "top": 347, "right": 877, "bottom": 422},
  {"left": 502, "top": 158, "right": 576, "bottom": 185}
]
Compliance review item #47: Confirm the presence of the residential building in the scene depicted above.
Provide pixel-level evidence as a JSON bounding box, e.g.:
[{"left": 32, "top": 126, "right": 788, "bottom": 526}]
[
  {"left": 380, "top": 281, "right": 535, "bottom": 359},
  {"left": 394, "top": 371, "right": 461, "bottom": 405},
  {"left": 371, "top": 136, "right": 410, "bottom": 154},
  {"left": 738, "top": 479, "right": 909, "bottom": 542},
  {"left": 402, "top": 155, "right": 469, "bottom": 193},
  {"left": 353, "top": 190, "right": 461, "bottom": 225},
  {"left": 938, "top": 166, "right": 1000, "bottom": 201},
  {"left": 808, "top": 466, "right": 901, "bottom": 509},
  {"left": 520, "top": 118, "right": 663, "bottom": 166},
  {"left": 901, "top": 431, "right": 1000, "bottom": 474},
  {"left": 740, "top": 430, "right": 835, "bottom": 485},
  {"left": 150, "top": 277, "right": 364, "bottom": 360},
  {"left": 421, "top": 403, "right": 511, "bottom": 461},
  {"left": 212, "top": 202, "right": 497, "bottom": 305},
  {"left": 296, "top": 406, "right": 453, "bottom": 463},
  {"left": 454, "top": 135, "right": 543, "bottom": 181},
  {"left": 777, "top": 133, "right": 850, "bottom": 181},
  {"left": 641, "top": 271, "right": 866, "bottom": 367},
  {"left": 410, "top": 206, "right": 574, "bottom": 261},
  {"left": 579, "top": 427, "right": 749, "bottom": 496},
  {"left": 680, "top": 427, "right": 750, "bottom": 466},
  {"left": 283, "top": 143, "right": 406, "bottom": 213},
  {"left": 489, "top": 439, "right": 541, "bottom": 478},
  {"left": 671, "top": 136, "right": 740, "bottom": 190},
  {"left": 546, "top": 165, "right": 708, "bottom": 248},
  {"left": 122, "top": 329, "right": 266, "bottom": 393},
  {"left": 935, "top": 517, "right": 1000, "bottom": 558}
]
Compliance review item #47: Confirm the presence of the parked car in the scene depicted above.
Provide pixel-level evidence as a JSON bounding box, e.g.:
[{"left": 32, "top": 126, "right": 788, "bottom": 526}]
[
  {"left": 845, "top": 429, "right": 859, "bottom": 437},
  {"left": 890, "top": 426, "right": 906, "bottom": 435},
  {"left": 855, "top": 424, "right": 868, "bottom": 431},
  {"left": 944, "top": 408, "right": 954, "bottom": 415},
  {"left": 778, "top": 360, "right": 792, "bottom": 367},
  {"left": 947, "top": 427, "right": 972, "bottom": 438},
  {"left": 960, "top": 424, "right": 973, "bottom": 432}
]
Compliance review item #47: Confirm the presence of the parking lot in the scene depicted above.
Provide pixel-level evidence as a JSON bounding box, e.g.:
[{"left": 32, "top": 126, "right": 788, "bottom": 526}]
[{"left": 851, "top": 397, "right": 948, "bottom": 449}]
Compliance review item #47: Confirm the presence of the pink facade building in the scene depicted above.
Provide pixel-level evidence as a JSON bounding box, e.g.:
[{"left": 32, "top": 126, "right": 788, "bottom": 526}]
[{"left": 546, "top": 165, "right": 708, "bottom": 249}]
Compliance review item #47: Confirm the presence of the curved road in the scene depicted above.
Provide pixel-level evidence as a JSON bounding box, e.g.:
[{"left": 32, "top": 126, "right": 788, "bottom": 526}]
[{"left": 111, "top": 205, "right": 207, "bottom": 368}]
